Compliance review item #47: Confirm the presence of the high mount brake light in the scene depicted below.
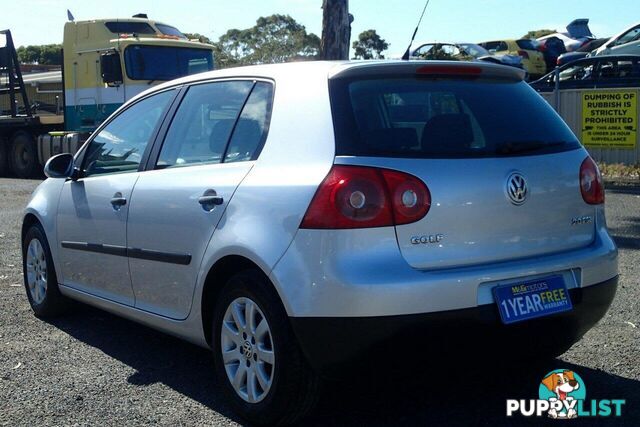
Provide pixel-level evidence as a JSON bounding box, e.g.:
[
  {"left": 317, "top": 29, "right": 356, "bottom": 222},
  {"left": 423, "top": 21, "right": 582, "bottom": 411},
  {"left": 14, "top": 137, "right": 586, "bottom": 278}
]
[
  {"left": 300, "top": 165, "right": 431, "bottom": 229},
  {"left": 416, "top": 65, "right": 482, "bottom": 76}
]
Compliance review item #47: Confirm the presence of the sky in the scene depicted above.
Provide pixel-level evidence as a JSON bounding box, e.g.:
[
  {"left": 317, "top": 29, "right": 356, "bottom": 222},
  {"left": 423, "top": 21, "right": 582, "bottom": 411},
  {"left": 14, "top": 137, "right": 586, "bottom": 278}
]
[{"left": 2, "top": 0, "right": 639, "bottom": 57}]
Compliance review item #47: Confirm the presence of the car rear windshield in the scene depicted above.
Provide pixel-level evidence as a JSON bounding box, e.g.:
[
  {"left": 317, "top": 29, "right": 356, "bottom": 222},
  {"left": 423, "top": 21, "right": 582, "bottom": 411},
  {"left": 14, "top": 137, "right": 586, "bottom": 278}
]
[
  {"left": 516, "top": 39, "right": 538, "bottom": 50},
  {"left": 330, "top": 77, "right": 581, "bottom": 158}
]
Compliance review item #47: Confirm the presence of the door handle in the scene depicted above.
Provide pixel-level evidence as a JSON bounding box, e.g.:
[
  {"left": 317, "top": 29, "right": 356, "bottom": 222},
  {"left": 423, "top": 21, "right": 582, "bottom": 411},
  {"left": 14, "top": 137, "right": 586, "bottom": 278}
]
[
  {"left": 198, "top": 189, "right": 223, "bottom": 211},
  {"left": 110, "top": 192, "right": 127, "bottom": 209},
  {"left": 198, "top": 195, "right": 224, "bottom": 205}
]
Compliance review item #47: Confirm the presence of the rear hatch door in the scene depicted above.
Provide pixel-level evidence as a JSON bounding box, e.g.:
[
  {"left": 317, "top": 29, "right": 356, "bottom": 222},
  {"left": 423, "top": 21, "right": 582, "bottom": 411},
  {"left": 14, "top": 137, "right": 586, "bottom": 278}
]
[{"left": 330, "top": 63, "right": 595, "bottom": 269}]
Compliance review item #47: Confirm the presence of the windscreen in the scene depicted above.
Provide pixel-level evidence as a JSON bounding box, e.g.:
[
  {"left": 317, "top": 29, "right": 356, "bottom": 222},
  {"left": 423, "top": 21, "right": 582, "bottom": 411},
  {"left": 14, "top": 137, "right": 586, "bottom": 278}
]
[
  {"left": 124, "top": 45, "right": 213, "bottom": 81},
  {"left": 156, "top": 24, "right": 187, "bottom": 39},
  {"left": 330, "top": 77, "right": 581, "bottom": 158}
]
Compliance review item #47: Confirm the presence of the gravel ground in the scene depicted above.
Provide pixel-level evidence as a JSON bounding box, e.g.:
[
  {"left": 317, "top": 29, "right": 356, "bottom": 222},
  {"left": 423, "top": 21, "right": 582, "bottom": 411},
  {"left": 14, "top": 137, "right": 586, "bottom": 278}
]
[{"left": 0, "top": 178, "right": 638, "bottom": 426}]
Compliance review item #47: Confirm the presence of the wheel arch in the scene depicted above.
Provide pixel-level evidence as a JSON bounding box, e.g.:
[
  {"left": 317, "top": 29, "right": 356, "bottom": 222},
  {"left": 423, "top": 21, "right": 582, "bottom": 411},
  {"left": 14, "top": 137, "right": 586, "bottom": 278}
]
[
  {"left": 22, "top": 212, "right": 43, "bottom": 251},
  {"left": 200, "top": 255, "right": 282, "bottom": 348}
]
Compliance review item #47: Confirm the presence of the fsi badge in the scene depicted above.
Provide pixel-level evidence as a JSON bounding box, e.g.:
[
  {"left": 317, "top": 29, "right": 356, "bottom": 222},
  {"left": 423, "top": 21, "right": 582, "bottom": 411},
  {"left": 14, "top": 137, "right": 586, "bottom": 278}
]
[{"left": 506, "top": 369, "right": 626, "bottom": 419}]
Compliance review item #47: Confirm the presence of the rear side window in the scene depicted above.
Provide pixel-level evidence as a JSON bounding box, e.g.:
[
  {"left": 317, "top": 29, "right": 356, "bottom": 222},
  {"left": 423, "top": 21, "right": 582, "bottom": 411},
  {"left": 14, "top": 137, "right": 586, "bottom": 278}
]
[
  {"left": 330, "top": 78, "right": 580, "bottom": 158},
  {"left": 224, "top": 82, "right": 274, "bottom": 163},
  {"left": 157, "top": 81, "right": 254, "bottom": 168},
  {"left": 516, "top": 39, "right": 538, "bottom": 50}
]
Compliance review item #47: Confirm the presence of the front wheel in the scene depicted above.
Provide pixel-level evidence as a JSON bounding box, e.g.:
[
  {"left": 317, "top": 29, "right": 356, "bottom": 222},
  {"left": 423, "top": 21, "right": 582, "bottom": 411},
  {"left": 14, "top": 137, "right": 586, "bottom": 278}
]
[
  {"left": 22, "top": 224, "right": 71, "bottom": 317},
  {"left": 212, "top": 270, "right": 321, "bottom": 425}
]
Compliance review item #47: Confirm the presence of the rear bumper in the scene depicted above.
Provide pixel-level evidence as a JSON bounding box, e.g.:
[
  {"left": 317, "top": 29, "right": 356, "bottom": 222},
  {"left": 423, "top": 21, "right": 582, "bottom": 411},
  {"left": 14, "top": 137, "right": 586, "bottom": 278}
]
[{"left": 290, "top": 276, "right": 618, "bottom": 375}]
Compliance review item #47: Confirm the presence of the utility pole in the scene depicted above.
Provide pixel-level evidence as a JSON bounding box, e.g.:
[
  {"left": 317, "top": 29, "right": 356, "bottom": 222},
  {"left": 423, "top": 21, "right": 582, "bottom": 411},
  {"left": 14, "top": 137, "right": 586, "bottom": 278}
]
[{"left": 320, "top": 0, "right": 352, "bottom": 60}]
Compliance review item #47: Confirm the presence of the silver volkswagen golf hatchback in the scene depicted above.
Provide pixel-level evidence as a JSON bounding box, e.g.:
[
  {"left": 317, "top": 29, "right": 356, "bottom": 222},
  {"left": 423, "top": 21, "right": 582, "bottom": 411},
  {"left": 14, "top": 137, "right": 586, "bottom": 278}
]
[{"left": 22, "top": 61, "right": 618, "bottom": 425}]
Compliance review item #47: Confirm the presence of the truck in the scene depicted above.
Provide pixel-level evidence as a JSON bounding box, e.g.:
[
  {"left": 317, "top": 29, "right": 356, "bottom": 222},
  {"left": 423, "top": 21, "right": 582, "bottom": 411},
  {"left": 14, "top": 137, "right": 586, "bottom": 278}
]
[{"left": 0, "top": 14, "right": 215, "bottom": 177}]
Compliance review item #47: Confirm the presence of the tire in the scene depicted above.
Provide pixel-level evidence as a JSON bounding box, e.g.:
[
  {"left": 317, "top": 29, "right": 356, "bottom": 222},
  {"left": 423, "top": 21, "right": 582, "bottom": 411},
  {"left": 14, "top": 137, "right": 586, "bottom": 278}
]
[
  {"left": 22, "top": 223, "right": 71, "bottom": 317},
  {"left": 0, "top": 138, "right": 8, "bottom": 177},
  {"left": 9, "top": 131, "right": 39, "bottom": 178},
  {"left": 212, "top": 270, "right": 321, "bottom": 426}
]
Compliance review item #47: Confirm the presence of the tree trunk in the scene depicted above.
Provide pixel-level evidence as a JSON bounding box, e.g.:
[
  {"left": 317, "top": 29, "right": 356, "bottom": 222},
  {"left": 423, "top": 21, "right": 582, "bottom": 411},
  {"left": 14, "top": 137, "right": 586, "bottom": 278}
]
[{"left": 320, "top": 0, "right": 350, "bottom": 60}]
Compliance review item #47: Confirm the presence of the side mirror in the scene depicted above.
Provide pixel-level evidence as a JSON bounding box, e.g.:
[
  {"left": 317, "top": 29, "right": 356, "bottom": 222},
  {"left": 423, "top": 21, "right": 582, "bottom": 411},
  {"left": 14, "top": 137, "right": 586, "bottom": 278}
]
[
  {"left": 100, "top": 51, "right": 123, "bottom": 86},
  {"left": 44, "top": 153, "right": 75, "bottom": 179}
]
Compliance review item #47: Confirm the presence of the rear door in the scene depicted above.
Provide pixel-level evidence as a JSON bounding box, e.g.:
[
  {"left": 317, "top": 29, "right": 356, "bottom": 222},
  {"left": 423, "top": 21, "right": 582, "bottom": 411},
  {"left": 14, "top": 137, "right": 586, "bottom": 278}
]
[
  {"left": 330, "top": 70, "right": 596, "bottom": 270},
  {"left": 126, "top": 80, "right": 274, "bottom": 319}
]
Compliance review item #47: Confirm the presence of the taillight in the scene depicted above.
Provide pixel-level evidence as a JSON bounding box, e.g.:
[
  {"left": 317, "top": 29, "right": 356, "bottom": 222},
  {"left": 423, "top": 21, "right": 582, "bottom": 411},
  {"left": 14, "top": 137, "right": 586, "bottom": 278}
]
[
  {"left": 580, "top": 157, "right": 604, "bottom": 205},
  {"left": 517, "top": 50, "right": 530, "bottom": 59},
  {"left": 300, "top": 165, "right": 431, "bottom": 229}
]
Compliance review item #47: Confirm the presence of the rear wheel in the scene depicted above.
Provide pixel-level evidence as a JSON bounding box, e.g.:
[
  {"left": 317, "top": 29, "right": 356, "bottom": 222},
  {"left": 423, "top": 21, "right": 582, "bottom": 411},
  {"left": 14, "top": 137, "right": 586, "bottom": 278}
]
[
  {"left": 212, "top": 270, "right": 321, "bottom": 425},
  {"left": 22, "top": 224, "right": 71, "bottom": 317},
  {"left": 10, "top": 131, "right": 39, "bottom": 178}
]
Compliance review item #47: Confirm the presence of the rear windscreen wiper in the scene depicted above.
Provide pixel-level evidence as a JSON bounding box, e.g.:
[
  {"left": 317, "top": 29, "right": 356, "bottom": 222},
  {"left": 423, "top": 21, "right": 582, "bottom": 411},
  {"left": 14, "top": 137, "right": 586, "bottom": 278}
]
[{"left": 495, "top": 141, "right": 568, "bottom": 155}]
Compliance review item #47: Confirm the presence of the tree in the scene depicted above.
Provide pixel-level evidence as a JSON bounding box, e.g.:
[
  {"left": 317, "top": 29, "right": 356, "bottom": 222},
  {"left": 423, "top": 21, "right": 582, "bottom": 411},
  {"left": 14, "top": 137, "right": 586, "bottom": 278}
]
[
  {"left": 352, "top": 29, "right": 388, "bottom": 59},
  {"left": 321, "top": 0, "right": 351, "bottom": 60},
  {"left": 183, "top": 33, "right": 212, "bottom": 44},
  {"left": 522, "top": 29, "right": 556, "bottom": 39},
  {"left": 209, "top": 15, "right": 320, "bottom": 68},
  {"left": 17, "top": 44, "right": 62, "bottom": 65}
]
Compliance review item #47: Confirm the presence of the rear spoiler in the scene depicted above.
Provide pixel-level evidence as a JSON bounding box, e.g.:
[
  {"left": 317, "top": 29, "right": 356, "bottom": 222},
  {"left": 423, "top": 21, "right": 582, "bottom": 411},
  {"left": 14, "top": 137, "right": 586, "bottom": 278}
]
[
  {"left": 329, "top": 60, "right": 526, "bottom": 82},
  {"left": 566, "top": 19, "right": 593, "bottom": 38}
]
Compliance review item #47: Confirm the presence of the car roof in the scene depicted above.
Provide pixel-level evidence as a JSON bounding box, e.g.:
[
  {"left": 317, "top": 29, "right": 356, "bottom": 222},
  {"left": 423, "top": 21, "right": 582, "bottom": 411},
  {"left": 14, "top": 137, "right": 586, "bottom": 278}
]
[{"left": 132, "top": 60, "right": 526, "bottom": 104}]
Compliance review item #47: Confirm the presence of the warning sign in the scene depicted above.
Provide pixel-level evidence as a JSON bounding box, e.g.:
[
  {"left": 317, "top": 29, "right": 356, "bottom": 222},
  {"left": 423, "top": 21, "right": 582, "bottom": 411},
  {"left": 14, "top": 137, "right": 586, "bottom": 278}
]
[{"left": 582, "top": 90, "right": 637, "bottom": 149}]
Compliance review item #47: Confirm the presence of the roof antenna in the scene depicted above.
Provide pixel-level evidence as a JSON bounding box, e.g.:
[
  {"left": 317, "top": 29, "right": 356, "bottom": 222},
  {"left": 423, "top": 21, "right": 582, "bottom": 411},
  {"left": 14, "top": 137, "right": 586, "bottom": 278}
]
[{"left": 401, "top": 0, "right": 431, "bottom": 60}]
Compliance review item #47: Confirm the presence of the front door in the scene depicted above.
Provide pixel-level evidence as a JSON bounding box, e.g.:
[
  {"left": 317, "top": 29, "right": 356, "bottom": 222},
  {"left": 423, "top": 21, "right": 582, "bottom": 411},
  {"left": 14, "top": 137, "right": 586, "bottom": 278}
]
[{"left": 56, "top": 89, "right": 176, "bottom": 305}]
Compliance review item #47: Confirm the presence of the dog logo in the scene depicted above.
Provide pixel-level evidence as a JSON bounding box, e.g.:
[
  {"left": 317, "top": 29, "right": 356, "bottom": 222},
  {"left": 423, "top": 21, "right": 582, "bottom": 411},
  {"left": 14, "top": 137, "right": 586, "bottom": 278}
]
[
  {"left": 507, "top": 368, "right": 626, "bottom": 419},
  {"left": 539, "top": 369, "right": 586, "bottom": 419}
]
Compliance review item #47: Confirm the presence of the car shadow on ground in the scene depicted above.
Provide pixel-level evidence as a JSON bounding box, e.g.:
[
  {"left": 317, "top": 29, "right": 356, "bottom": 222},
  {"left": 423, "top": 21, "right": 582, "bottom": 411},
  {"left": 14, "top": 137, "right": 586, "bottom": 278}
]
[{"left": 47, "top": 305, "right": 639, "bottom": 426}]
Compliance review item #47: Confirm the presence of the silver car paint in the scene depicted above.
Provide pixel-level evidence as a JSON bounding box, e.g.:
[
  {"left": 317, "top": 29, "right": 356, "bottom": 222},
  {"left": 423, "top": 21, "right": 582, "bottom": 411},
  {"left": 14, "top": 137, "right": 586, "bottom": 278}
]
[
  {"left": 336, "top": 151, "right": 597, "bottom": 270},
  {"left": 56, "top": 173, "right": 139, "bottom": 305},
  {"left": 126, "top": 162, "right": 254, "bottom": 320},
  {"left": 269, "top": 211, "right": 616, "bottom": 317},
  {"left": 23, "top": 61, "right": 618, "bottom": 349}
]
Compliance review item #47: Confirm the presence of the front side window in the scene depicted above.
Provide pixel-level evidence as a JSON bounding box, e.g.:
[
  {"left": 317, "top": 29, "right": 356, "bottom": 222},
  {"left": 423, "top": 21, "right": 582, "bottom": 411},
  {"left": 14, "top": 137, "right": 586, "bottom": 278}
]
[
  {"left": 156, "top": 81, "right": 254, "bottom": 168},
  {"left": 83, "top": 90, "right": 175, "bottom": 177},
  {"left": 124, "top": 45, "right": 214, "bottom": 81},
  {"left": 481, "top": 41, "right": 508, "bottom": 53},
  {"left": 616, "top": 25, "right": 640, "bottom": 46},
  {"left": 413, "top": 44, "right": 434, "bottom": 58}
]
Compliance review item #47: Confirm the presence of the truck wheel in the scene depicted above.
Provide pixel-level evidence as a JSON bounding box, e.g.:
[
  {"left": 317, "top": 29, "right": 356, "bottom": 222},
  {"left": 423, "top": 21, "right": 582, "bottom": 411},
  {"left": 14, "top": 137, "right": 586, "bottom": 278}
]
[
  {"left": 0, "top": 139, "right": 8, "bottom": 177},
  {"left": 9, "top": 131, "right": 39, "bottom": 178}
]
